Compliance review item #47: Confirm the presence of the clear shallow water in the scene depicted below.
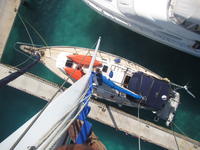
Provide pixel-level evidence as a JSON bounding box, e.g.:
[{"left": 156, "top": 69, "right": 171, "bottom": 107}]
[{"left": 0, "top": 0, "right": 200, "bottom": 149}]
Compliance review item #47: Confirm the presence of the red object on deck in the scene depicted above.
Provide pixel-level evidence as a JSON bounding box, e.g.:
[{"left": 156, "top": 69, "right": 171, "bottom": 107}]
[
  {"left": 64, "top": 67, "right": 85, "bottom": 80},
  {"left": 67, "top": 55, "right": 102, "bottom": 67}
]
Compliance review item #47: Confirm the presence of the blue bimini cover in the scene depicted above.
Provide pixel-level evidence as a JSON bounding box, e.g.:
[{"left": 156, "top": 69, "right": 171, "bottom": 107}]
[{"left": 128, "top": 72, "right": 171, "bottom": 110}]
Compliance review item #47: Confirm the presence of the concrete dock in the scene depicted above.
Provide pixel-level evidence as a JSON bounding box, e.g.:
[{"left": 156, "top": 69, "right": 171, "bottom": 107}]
[
  {"left": 0, "top": 63, "right": 200, "bottom": 150},
  {"left": 89, "top": 101, "right": 200, "bottom": 150},
  {"left": 0, "top": 63, "right": 62, "bottom": 100},
  {"left": 0, "top": 0, "right": 20, "bottom": 59}
]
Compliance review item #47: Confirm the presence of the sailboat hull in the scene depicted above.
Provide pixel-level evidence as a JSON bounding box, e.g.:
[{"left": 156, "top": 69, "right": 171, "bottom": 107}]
[
  {"left": 82, "top": 0, "right": 200, "bottom": 58},
  {"left": 19, "top": 44, "right": 180, "bottom": 125}
]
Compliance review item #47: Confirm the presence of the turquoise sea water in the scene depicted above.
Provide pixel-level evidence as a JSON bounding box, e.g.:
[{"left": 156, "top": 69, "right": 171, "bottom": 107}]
[{"left": 0, "top": 0, "right": 200, "bottom": 149}]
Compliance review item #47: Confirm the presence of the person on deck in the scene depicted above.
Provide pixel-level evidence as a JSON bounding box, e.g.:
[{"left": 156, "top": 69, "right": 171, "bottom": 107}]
[{"left": 95, "top": 68, "right": 103, "bottom": 86}]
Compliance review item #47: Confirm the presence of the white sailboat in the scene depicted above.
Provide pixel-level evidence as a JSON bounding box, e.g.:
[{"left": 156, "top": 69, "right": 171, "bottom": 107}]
[
  {"left": 82, "top": 0, "right": 200, "bottom": 57},
  {"left": 18, "top": 37, "right": 180, "bottom": 126},
  {"left": 0, "top": 38, "right": 101, "bottom": 150}
]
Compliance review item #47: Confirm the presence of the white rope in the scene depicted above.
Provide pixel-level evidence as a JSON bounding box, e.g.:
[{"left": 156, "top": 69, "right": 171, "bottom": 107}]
[
  {"left": 172, "top": 121, "right": 187, "bottom": 137},
  {"left": 14, "top": 13, "right": 49, "bottom": 67},
  {"left": 22, "top": 14, "right": 51, "bottom": 56},
  {"left": 12, "top": 13, "right": 35, "bottom": 68},
  {"left": 23, "top": 19, "right": 48, "bottom": 47},
  {"left": 171, "top": 123, "right": 180, "bottom": 150},
  {"left": 18, "top": 13, "right": 34, "bottom": 46},
  {"left": 170, "top": 117, "right": 191, "bottom": 150},
  {"left": 9, "top": 13, "right": 39, "bottom": 150},
  {"left": 89, "top": 37, "right": 105, "bottom": 60},
  {"left": 9, "top": 68, "right": 71, "bottom": 150},
  {"left": 10, "top": 27, "right": 97, "bottom": 149}
]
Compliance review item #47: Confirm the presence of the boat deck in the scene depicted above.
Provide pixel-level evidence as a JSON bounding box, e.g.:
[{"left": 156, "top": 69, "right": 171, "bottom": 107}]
[
  {"left": 20, "top": 45, "right": 164, "bottom": 84},
  {"left": 0, "top": 63, "right": 199, "bottom": 150},
  {"left": 0, "top": 0, "right": 20, "bottom": 59}
]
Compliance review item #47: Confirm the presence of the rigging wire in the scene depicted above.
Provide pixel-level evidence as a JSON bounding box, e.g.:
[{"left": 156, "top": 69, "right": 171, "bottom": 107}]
[
  {"left": 170, "top": 115, "right": 194, "bottom": 150},
  {"left": 36, "top": 84, "right": 93, "bottom": 149},
  {"left": 22, "top": 17, "right": 52, "bottom": 56},
  {"left": 10, "top": 16, "right": 100, "bottom": 147},
  {"left": 9, "top": 70, "right": 68, "bottom": 150},
  {"left": 38, "top": 37, "right": 100, "bottom": 142},
  {"left": 9, "top": 13, "right": 51, "bottom": 150},
  {"left": 137, "top": 100, "right": 142, "bottom": 150},
  {"left": 170, "top": 123, "right": 180, "bottom": 150},
  {"left": 18, "top": 13, "right": 34, "bottom": 46},
  {"left": 91, "top": 38, "right": 99, "bottom": 49},
  {"left": 90, "top": 37, "right": 104, "bottom": 60},
  {"left": 23, "top": 19, "right": 48, "bottom": 47},
  {"left": 9, "top": 13, "right": 43, "bottom": 150},
  {"left": 10, "top": 17, "right": 196, "bottom": 150},
  {"left": 9, "top": 39, "right": 98, "bottom": 149},
  {"left": 12, "top": 13, "right": 35, "bottom": 68},
  {"left": 13, "top": 12, "right": 49, "bottom": 68},
  {"left": 171, "top": 121, "right": 187, "bottom": 137}
]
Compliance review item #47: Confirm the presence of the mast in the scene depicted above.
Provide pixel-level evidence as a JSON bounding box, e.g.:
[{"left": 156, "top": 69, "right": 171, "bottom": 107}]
[{"left": 0, "top": 37, "right": 101, "bottom": 150}]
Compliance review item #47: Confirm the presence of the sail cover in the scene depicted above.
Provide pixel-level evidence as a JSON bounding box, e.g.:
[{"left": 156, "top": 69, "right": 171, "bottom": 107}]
[{"left": 128, "top": 72, "right": 171, "bottom": 110}]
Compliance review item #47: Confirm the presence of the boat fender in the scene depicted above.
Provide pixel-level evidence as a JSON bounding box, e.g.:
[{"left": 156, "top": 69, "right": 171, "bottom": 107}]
[
  {"left": 109, "top": 70, "right": 113, "bottom": 78},
  {"left": 114, "top": 58, "right": 121, "bottom": 63}
]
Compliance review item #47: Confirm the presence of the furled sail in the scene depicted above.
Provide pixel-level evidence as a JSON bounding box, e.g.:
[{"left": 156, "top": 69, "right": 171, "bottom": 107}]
[{"left": 0, "top": 37, "right": 101, "bottom": 150}]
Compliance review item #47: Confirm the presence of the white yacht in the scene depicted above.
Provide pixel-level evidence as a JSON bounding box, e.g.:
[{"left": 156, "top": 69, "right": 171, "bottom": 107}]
[{"left": 82, "top": 0, "right": 200, "bottom": 57}]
